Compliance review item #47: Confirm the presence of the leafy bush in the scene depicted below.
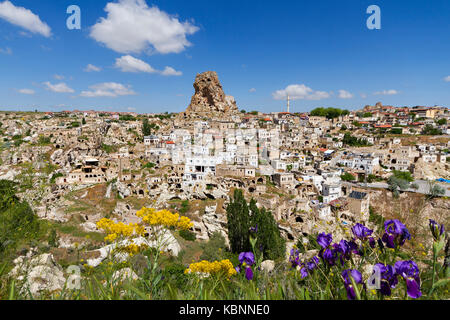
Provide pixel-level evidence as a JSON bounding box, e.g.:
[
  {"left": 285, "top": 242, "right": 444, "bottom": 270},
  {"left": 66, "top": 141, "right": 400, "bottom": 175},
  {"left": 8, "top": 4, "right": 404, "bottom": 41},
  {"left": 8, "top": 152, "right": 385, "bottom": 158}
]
[
  {"left": 392, "top": 170, "right": 414, "bottom": 182},
  {"left": 47, "top": 229, "right": 59, "bottom": 247},
  {"left": 101, "top": 143, "right": 118, "bottom": 154},
  {"left": 343, "top": 133, "right": 371, "bottom": 147},
  {"left": 341, "top": 172, "right": 356, "bottom": 181},
  {"left": 200, "top": 232, "right": 228, "bottom": 262},
  {"left": 142, "top": 162, "right": 156, "bottom": 169},
  {"left": 421, "top": 124, "right": 442, "bottom": 135},
  {"left": 387, "top": 176, "right": 410, "bottom": 198},
  {"left": 179, "top": 200, "right": 190, "bottom": 214},
  {"left": 179, "top": 229, "right": 196, "bottom": 242},
  {"left": 38, "top": 135, "right": 51, "bottom": 145},
  {"left": 0, "top": 180, "right": 41, "bottom": 254}
]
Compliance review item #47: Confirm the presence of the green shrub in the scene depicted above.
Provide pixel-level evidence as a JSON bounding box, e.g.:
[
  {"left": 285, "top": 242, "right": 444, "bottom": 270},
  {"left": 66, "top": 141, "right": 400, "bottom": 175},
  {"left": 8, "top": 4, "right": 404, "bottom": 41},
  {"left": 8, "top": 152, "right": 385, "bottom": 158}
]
[
  {"left": 47, "top": 229, "right": 59, "bottom": 247},
  {"left": 179, "top": 200, "right": 190, "bottom": 214},
  {"left": 142, "top": 162, "right": 156, "bottom": 169},
  {"left": 200, "top": 232, "right": 228, "bottom": 261},
  {"left": 179, "top": 229, "right": 196, "bottom": 242},
  {"left": 0, "top": 180, "right": 41, "bottom": 254},
  {"left": 341, "top": 172, "right": 356, "bottom": 181}
]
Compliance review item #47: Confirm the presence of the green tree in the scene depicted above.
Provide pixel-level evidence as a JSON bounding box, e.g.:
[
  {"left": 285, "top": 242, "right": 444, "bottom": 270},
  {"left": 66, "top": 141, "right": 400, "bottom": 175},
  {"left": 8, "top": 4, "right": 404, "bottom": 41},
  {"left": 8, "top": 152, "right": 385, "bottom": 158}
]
[
  {"left": 387, "top": 176, "right": 410, "bottom": 198},
  {"left": 421, "top": 125, "right": 442, "bottom": 136},
  {"left": 392, "top": 170, "right": 414, "bottom": 182},
  {"left": 341, "top": 172, "right": 356, "bottom": 181},
  {"left": 226, "top": 189, "right": 252, "bottom": 254},
  {"left": 436, "top": 118, "right": 447, "bottom": 125},
  {"left": 142, "top": 118, "right": 152, "bottom": 136},
  {"left": 248, "top": 199, "right": 285, "bottom": 261},
  {"left": 310, "top": 107, "right": 349, "bottom": 119},
  {"left": 226, "top": 190, "right": 286, "bottom": 260},
  {"left": 390, "top": 128, "right": 403, "bottom": 135}
]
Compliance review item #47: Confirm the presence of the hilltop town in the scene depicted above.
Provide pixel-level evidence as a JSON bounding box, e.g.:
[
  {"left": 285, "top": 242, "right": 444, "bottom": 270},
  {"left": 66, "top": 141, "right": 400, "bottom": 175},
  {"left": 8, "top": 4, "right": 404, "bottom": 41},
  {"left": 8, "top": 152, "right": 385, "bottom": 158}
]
[{"left": 0, "top": 71, "right": 449, "bottom": 297}]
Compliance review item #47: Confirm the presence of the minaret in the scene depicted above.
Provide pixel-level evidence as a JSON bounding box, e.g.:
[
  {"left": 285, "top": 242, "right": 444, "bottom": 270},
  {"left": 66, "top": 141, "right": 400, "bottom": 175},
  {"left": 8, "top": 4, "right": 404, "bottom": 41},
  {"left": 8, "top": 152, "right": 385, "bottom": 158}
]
[{"left": 286, "top": 95, "right": 290, "bottom": 113}]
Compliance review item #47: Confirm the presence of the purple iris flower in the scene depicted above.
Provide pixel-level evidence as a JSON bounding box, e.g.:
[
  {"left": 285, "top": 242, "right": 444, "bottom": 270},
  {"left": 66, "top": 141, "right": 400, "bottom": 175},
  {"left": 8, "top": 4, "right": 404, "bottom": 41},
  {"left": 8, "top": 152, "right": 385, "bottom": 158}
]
[
  {"left": 382, "top": 220, "right": 411, "bottom": 248},
  {"left": 299, "top": 265, "right": 309, "bottom": 279},
  {"left": 320, "top": 247, "right": 337, "bottom": 266},
  {"left": 317, "top": 233, "right": 333, "bottom": 248},
  {"left": 289, "top": 248, "right": 301, "bottom": 268},
  {"left": 429, "top": 219, "right": 445, "bottom": 241},
  {"left": 250, "top": 224, "right": 258, "bottom": 234},
  {"left": 245, "top": 266, "right": 254, "bottom": 280},
  {"left": 352, "top": 223, "right": 373, "bottom": 239},
  {"left": 306, "top": 256, "right": 319, "bottom": 271},
  {"left": 394, "top": 260, "right": 422, "bottom": 299},
  {"left": 335, "top": 240, "right": 353, "bottom": 266},
  {"left": 339, "top": 239, "right": 351, "bottom": 255},
  {"left": 341, "top": 269, "right": 363, "bottom": 300},
  {"left": 382, "top": 233, "right": 395, "bottom": 249},
  {"left": 236, "top": 252, "right": 255, "bottom": 280},
  {"left": 372, "top": 263, "right": 398, "bottom": 296},
  {"left": 239, "top": 252, "right": 255, "bottom": 265}
]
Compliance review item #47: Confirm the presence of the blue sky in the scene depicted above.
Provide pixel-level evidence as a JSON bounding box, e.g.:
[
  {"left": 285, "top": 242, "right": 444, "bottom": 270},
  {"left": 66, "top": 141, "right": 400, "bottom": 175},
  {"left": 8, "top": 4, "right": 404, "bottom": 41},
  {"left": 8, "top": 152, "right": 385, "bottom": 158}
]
[{"left": 0, "top": 0, "right": 449, "bottom": 114}]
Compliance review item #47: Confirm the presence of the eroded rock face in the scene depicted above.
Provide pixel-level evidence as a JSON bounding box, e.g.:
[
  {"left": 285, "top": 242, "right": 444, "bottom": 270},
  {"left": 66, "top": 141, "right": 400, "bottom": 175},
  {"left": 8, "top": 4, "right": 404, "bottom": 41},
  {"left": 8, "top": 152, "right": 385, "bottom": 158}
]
[
  {"left": 182, "top": 71, "right": 239, "bottom": 118},
  {"left": 10, "top": 253, "right": 68, "bottom": 298}
]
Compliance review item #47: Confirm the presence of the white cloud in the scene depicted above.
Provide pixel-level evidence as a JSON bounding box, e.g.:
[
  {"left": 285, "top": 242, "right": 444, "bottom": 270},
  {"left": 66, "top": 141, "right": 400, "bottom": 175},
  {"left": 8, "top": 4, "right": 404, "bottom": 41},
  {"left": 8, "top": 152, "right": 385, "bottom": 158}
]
[
  {"left": 114, "top": 55, "right": 157, "bottom": 73},
  {"left": 444, "top": 76, "right": 450, "bottom": 82},
  {"left": 127, "top": 107, "right": 136, "bottom": 111},
  {"left": 249, "top": 88, "right": 256, "bottom": 93},
  {"left": 54, "top": 74, "right": 64, "bottom": 80},
  {"left": 360, "top": 93, "right": 368, "bottom": 99},
  {"left": 90, "top": 0, "right": 199, "bottom": 54},
  {"left": 80, "top": 82, "right": 136, "bottom": 98},
  {"left": 272, "top": 84, "right": 331, "bottom": 101},
  {"left": 338, "top": 90, "right": 353, "bottom": 99},
  {"left": 374, "top": 89, "right": 398, "bottom": 95},
  {"left": 0, "top": 1, "right": 51, "bottom": 37},
  {"left": 160, "top": 66, "right": 182, "bottom": 76},
  {"left": 18, "top": 88, "right": 35, "bottom": 95},
  {"left": 115, "top": 55, "right": 182, "bottom": 76},
  {"left": 43, "top": 82, "right": 74, "bottom": 93},
  {"left": 84, "top": 64, "right": 102, "bottom": 72},
  {"left": 0, "top": 47, "right": 12, "bottom": 55}
]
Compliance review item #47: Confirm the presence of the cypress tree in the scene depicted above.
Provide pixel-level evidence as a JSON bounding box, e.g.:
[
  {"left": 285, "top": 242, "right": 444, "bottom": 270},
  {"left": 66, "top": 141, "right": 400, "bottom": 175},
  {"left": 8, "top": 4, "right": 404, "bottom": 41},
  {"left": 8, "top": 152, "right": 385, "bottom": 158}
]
[
  {"left": 249, "top": 199, "right": 285, "bottom": 261},
  {"left": 226, "top": 189, "right": 251, "bottom": 253},
  {"left": 226, "top": 189, "right": 286, "bottom": 260}
]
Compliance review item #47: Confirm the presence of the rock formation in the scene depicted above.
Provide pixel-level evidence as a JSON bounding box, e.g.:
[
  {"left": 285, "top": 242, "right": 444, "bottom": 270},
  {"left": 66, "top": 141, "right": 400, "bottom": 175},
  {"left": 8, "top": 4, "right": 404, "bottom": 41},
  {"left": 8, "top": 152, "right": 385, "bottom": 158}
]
[
  {"left": 10, "top": 253, "right": 68, "bottom": 298},
  {"left": 180, "top": 71, "right": 239, "bottom": 119}
]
